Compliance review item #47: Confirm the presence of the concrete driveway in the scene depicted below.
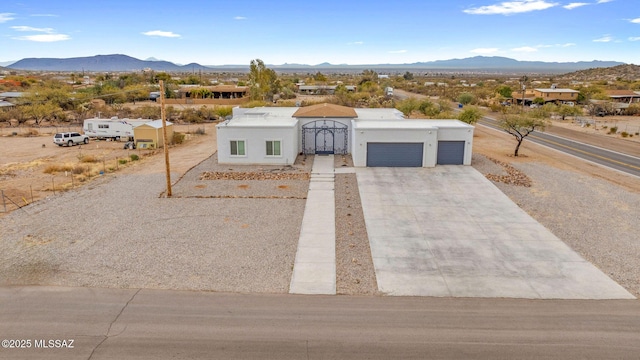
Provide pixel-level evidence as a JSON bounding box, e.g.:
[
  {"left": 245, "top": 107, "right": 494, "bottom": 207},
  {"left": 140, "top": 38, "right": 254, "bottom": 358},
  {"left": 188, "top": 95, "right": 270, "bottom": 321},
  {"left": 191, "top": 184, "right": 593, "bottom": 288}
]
[{"left": 356, "top": 167, "right": 634, "bottom": 299}]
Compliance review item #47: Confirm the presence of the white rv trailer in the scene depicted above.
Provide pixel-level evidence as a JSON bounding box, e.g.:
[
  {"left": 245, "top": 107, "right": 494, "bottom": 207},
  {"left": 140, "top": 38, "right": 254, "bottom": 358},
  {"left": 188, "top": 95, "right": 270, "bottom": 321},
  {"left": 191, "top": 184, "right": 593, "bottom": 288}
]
[{"left": 83, "top": 117, "right": 150, "bottom": 141}]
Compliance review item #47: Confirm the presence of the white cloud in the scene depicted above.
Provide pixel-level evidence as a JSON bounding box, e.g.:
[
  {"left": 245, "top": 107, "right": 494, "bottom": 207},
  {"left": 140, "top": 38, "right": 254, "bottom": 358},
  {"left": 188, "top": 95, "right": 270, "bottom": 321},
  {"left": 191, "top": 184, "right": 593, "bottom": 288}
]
[
  {"left": 560, "top": 42, "right": 576, "bottom": 47},
  {"left": 142, "top": 30, "right": 181, "bottom": 38},
  {"left": 563, "top": 2, "right": 588, "bottom": 9},
  {"left": 463, "top": 0, "right": 558, "bottom": 15},
  {"left": 234, "top": 16, "right": 247, "bottom": 20},
  {"left": 348, "top": 41, "right": 364, "bottom": 45},
  {"left": 631, "top": 18, "right": 640, "bottom": 24},
  {"left": 0, "top": 12, "right": 15, "bottom": 23},
  {"left": 11, "top": 26, "right": 54, "bottom": 33},
  {"left": 388, "top": 50, "right": 407, "bottom": 54},
  {"left": 512, "top": 46, "right": 538, "bottom": 52},
  {"left": 629, "top": 37, "right": 640, "bottom": 41},
  {"left": 596, "top": 0, "right": 613, "bottom": 3},
  {"left": 470, "top": 48, "right": 499, "bottom": 54},
  {"left": 593, "top": 35, "right": 613, "bottom": 42},
  {"left": 13, "top": 34, "right": 70, "bottom": 42}
]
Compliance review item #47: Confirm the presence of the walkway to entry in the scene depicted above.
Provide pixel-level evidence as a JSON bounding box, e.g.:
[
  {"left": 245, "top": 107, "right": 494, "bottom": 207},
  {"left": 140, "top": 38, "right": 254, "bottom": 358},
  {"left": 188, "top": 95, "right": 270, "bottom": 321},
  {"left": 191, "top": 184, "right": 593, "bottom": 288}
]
[{"left": 289, "top": 155, "right": 336, "bottom": 294}]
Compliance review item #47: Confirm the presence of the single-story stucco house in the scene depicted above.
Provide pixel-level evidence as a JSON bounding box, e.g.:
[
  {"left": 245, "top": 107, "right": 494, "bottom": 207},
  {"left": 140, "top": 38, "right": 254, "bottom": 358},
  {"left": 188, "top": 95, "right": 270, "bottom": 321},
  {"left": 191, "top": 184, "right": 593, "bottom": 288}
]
[{"left": 216, "top": 103, "right": 474, "bottom": 167}]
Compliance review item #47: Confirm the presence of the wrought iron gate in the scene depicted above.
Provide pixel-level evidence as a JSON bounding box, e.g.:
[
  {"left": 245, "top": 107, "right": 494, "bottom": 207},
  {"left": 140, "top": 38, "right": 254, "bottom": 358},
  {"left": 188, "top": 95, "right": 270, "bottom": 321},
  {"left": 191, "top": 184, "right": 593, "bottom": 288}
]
[{"left": 301, "top": 120, "right": 348, "bottom": 155}]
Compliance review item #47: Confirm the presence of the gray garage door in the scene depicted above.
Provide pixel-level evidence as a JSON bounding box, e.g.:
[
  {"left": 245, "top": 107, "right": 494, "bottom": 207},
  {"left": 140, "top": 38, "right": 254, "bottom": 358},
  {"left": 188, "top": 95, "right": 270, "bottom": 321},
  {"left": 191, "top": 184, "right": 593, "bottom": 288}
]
[
  {"left": 366, "top": 143, "right": 423, "bottom": 167},
  {"left": 437, "top": 141, "right": 465, "bottom": 165}
]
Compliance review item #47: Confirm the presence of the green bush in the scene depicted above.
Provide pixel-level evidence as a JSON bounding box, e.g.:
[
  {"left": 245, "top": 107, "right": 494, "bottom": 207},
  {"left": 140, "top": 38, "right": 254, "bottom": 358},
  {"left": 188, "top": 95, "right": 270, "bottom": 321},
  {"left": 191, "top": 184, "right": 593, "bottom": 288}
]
[
  {"left": 608, "top": 126, "right": 618, "bottom": 134},
  {"left": 620, "top": 132, "right": 629, "bottom": 138},
  {"left": 172, "top": 132, "right": 186, "bottom": 144},
  {"left": 118, "top": 159, "right": 128, "bottom": 165},
  {"left": 129, "top": 154, "right": 139, "bottom": 161}
]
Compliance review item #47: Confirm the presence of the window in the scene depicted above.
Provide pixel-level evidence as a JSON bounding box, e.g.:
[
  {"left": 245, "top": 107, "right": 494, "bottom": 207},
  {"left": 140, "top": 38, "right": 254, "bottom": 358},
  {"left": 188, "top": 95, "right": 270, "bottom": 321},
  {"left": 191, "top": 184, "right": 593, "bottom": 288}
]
[
  {"left": 230, "top": 140, "right": 245, "bottom": 156},
  {"left": 98, "top": 124, "right": 109, "bottom": 129},
  {"left": 266, "top": 140, "right": 281, "bottom": 156}
]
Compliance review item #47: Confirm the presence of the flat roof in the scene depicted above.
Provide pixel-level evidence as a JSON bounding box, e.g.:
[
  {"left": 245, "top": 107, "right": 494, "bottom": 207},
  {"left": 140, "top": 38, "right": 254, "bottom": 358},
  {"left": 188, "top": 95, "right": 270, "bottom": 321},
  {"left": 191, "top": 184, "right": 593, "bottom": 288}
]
[
  {"left": 354, "top": 108, "right": 405, "bottom": 120},
  {"left": 354, "top": 119, "right": 473, "bottom": 130},
  {"left": 219, "top": 118, "right": 298, "bottom": 127},
  {"left": 137, "top": 119, "right": 173, "bottom": 129},
  {"left": 241, "top": 107, "right": 298, "bottom": 118},
  {"left": 535, "top": 88, "right": 579, "bottom": 93}
]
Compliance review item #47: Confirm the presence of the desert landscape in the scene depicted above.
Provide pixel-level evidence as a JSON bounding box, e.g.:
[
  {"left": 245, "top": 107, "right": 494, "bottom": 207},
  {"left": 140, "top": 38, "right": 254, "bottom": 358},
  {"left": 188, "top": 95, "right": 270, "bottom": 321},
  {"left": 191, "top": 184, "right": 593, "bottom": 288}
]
[{"left": 1, "top": 113, "right": 639, "bottom": 296}]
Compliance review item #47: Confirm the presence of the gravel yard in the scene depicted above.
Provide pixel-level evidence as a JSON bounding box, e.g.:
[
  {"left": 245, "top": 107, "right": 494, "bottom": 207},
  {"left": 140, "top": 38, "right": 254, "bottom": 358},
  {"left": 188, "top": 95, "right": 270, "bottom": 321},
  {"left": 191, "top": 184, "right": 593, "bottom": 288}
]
[
  {"left": 472, "top": 154, "right": 640, "bottom": 297},
  {"left": 2, "top": 124, "right": 639, "bottom": 298},
  {"left": 0, "top": 152, "right": 308, "bottom": 293}
]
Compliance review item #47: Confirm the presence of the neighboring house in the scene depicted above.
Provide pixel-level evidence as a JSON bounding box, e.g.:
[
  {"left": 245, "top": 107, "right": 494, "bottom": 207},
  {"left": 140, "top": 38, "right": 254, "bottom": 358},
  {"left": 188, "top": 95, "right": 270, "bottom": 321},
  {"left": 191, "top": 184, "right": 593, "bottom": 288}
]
[
  {"left": 606, "top": 90, "right": 640, "bottom": 104},
  {"left": 167, "top": 85, "right": 248, "bottom": 106},
  {"left": 296, "top": 85, "right": 356, "bottom": 95},
  {"left": 133, "top": 120, "right": 173, "bottom": 149},
  {"left": 532, "top": 87, "right": 579, "bottom": 104},
  {"left": 0, "top": 91, "right": 23, "bottom": 108},
  {"left": 0, "top": 100, "right": 14, "bottom": 108},
  {"left": 216, "top": 103, "right": 474, "bottom": 167}
]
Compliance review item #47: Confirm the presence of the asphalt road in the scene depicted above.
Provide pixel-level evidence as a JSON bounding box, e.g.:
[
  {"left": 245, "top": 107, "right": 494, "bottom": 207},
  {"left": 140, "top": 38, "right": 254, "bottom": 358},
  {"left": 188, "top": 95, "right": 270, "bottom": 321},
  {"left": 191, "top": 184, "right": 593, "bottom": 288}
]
[
  {"left": 1, "top": 286, "right": 640, "bottom": 359},
  {"left": 394, "top": 90, "right": 640, "bottom": 177},
  {"left": 477, "top": 115, "right": 640, "bottom": 178}
]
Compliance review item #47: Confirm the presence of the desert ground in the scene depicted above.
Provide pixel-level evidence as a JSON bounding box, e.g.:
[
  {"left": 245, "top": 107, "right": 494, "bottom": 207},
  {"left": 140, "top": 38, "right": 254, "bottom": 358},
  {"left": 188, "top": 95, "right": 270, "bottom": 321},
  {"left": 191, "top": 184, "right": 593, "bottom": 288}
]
[
  {"left": 0, "top": 123, "right": 214, "bottom": 213},
  {"left": 1, "top": 108, "right": 640, "bottom": 296}
]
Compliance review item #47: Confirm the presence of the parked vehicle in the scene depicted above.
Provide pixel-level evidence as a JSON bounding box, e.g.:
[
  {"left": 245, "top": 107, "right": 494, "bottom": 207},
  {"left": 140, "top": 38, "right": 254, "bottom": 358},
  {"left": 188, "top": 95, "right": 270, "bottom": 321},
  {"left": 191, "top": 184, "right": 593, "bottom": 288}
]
[
  {"left": 385, "top": 87, "right": 394, "bottom": 97},
  {"left": 53, "top": 132, "right": 89, "bottom": 147},
  {"left": 83, "top": 117, "right": 149, "bottom": 141}
]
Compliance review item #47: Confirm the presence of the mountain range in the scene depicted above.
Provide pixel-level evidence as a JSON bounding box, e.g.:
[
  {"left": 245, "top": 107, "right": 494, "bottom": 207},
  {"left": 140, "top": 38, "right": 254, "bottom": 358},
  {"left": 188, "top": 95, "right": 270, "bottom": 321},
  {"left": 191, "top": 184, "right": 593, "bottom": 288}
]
[{"left": 5, "top": 54, "right": 627, "bottom": 74}]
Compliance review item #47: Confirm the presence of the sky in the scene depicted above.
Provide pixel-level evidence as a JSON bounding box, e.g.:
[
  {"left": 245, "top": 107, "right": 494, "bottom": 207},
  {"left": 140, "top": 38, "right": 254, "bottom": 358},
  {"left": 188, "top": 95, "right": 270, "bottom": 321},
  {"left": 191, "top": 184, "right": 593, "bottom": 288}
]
[{"left": 0, "top": 0, "right": 638, "bottom": 66}]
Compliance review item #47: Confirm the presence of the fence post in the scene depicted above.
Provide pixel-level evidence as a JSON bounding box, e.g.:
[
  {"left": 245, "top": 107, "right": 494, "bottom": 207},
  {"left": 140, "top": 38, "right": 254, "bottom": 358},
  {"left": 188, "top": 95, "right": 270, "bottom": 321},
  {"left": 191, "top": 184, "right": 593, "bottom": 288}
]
[{"left": 1, "top": 190, "right": 6, "bottom": 213}]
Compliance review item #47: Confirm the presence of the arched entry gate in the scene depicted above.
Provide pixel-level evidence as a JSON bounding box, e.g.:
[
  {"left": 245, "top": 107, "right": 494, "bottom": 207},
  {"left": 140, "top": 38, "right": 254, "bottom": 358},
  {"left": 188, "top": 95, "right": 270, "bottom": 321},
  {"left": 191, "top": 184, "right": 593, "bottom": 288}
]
[{"left": 301, "top": 120, "right": 348, "bottom": 155}]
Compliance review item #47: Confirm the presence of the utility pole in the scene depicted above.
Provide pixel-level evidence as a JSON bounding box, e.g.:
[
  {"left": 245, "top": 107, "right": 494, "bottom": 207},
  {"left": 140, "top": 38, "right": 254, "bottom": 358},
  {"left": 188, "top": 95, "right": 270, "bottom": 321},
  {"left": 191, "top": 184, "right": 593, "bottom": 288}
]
[
  {"left": 159, "top": 80, "right": 172, "bottom": 197},
  {"left": 520, "top": 75, "right": 528, "bottom": 112}
]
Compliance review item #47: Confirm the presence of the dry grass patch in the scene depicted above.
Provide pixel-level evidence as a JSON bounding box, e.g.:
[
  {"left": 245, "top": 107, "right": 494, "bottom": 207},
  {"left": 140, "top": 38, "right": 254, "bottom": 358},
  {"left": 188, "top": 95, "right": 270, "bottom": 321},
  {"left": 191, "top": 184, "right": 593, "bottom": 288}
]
[
  {"left": 43, "top": 163, "right": 74, "bottom": 174},
  {"left": 78, "top": 154, "right": 100, "bottom": 163}
]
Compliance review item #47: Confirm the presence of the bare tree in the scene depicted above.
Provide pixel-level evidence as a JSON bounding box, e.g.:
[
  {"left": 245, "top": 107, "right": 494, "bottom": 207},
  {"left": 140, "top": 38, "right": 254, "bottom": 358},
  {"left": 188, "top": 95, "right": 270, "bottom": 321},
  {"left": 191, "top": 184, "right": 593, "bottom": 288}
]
[{"left": 499, "top": 111, "right": 548, "bottom": 157}]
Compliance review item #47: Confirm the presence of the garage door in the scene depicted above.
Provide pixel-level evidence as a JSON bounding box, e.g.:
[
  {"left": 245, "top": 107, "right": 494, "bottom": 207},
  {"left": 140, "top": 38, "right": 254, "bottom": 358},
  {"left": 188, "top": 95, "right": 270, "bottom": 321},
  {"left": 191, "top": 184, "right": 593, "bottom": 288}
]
[
  {"left": 437, "top": 141, "right": 465, "bottom": 165},
  {"left": 366, "top": 143, "right": 423, "bottom": 167}
]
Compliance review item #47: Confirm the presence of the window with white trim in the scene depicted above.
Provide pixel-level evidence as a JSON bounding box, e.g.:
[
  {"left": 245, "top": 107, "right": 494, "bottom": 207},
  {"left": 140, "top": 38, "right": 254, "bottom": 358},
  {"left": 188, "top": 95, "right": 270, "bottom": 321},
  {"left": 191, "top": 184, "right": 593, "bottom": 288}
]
[
  {"left": 265, "top": 140, "right": 281, "bottom": 156},
  {"left": 230, "top": 140, "right": 246, "bottom": 156}
]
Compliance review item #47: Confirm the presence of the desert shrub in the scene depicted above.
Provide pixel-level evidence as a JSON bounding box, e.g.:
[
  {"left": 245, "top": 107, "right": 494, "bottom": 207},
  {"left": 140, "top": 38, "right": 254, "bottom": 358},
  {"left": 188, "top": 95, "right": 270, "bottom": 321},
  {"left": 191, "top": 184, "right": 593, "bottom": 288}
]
[
  {"left": 585, "top": 123, "right": 591, "bottom": 127},
  {"left": 215, "top": 106, "right": 233, "bottom": 119},
  {"left": 602, "top": 125, "right": 608, "bottom": 129},
  {"left": 172, "top": 132, "right": 185, "bottom": 144},
  {"left": 609, "top": 126, "right": 618, "bottom": 134},
  {"left": 195, "top": 127, "right": 205, "bottom": 135},
  {"left": 129, "top": 154, "right": 139, "bottom": 161},
  {"left": 43, "top": 164, "right": 74, "bottom": 174},
  {"left": 118, "top": 159, "right": 127, "bottom": 165},
  {"left": 22, "top": 129, "right": 39, "bottom": 137},
  {"left": 78, "top": 154, "right": 99, "bottom": 163},
  {"left": 457, "top": 92, "right": 474, "bottom": 105},
  {"left": 635, "top": 132, "right": 639, "bottom": 136},
  {"left": 72, "top": 164, "right": 87, "bottom": 175},
  {"left": 243, "top": 100, "right": 268, "bottom": 108},
  {"left": 621, "top": 132, "right": 629, "bottom": 138}
]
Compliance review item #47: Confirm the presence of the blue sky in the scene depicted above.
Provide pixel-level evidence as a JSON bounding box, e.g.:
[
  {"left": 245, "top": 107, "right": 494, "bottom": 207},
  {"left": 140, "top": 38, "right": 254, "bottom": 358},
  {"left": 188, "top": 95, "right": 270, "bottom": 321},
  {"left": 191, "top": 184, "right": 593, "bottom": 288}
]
[{"left": 1, "top": 0, "right": 638, "bottom": 65}]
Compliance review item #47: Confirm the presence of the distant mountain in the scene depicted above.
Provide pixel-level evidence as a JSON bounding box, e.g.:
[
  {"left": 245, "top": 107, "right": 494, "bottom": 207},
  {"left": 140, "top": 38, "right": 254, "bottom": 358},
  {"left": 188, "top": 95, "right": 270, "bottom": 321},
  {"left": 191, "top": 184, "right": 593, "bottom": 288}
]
[
  {"left": 0, "top": 61, "right": 16, "bottom": 67},
  {"left": 6, "top": 54, "right": 627, "bottom": 74},
  {"left": 410, "top": 56, "right": 625, "bottom": 73},
  {"left": 558, "top": 64, "right": 640, "bottom": 82},
  {"left": 8, "top": 54, "right": 210, "bottom": 72}
]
